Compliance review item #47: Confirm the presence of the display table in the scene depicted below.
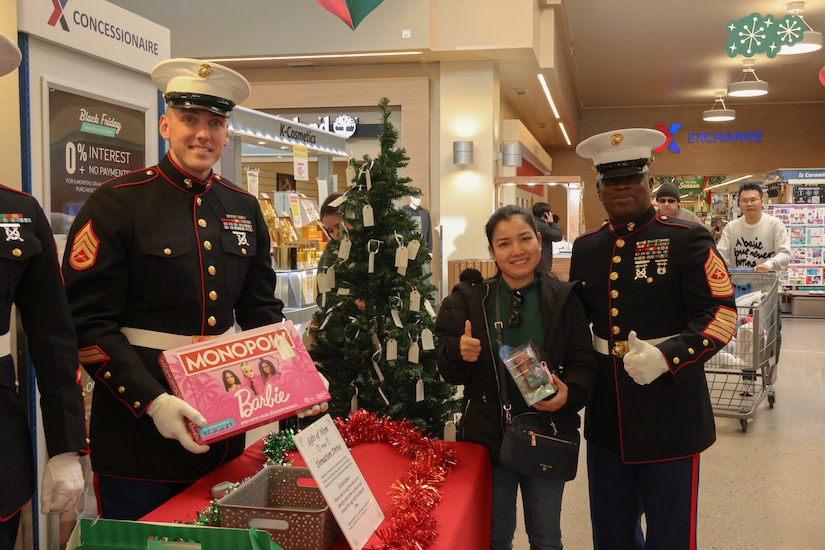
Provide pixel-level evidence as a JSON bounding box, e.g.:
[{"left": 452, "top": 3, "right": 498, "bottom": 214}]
[{"left": 142, "top": 438, "right": 492, "bottom": 549}]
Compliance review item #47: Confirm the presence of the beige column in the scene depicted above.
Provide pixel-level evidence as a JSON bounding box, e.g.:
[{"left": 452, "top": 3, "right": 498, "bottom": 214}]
[
  {"left": 0, "top": 0, "right": 21, "bottom": 188},
  {"left": 437, "top": 60, "right": 500, "bottom": 290}
]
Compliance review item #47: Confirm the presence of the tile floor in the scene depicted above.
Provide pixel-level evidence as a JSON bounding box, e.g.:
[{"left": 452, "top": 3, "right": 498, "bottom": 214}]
[{"left": 513, "top": 316, "right": 825, "bottom": 550}]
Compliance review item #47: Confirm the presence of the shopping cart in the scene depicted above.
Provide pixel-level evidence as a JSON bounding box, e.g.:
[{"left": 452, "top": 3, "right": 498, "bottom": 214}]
[{"left": 705, "top": 269, "right": 780, "bottom": 433}]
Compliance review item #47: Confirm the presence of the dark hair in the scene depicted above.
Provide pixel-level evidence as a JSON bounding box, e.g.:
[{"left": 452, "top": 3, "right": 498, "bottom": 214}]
[
  {"left": 738, "top": 183, "right": 763, "bottom": 198},
  {"left": 532, "top": 202, "right": 551, "bottom": 217},
  {"left": 320, "top": 192, "right": 343, "bottom": 218},
  {"left": 258, "top": 358, "right": 277, "bottom": 380},
  {"left": 223, "top": 369, "right": 240, "bottom": 391},
  {"left": 485, "top": 205, "right": 537, "bottom": 245}
]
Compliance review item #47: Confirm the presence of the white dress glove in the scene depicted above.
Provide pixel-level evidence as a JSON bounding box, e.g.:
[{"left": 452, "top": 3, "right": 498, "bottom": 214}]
[
  {"left": 40, "top": 452, "right": 84, "bottom": 514},
  {"left": 623, "top": 330, "right": 669, "bottom": 385},
  {"left": 147, "top": 393, "right": 210, "bottom": 454},
  {"left": 298, "top": 372, "right": 330, "bottom": 419}
]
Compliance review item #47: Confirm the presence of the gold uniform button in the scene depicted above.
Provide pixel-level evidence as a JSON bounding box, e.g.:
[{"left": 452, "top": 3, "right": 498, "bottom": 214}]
[
  {"left": 581, "top": 280, "right": 587, "bottom": 287},
  {"left": 209, "top": 291, "right": 218, "bottom": 301},
  {"left": 611, "top": 308, "right": 618, "bottom": 317},
  {"left": 164, "top": 248, "right": 172, "bottom": 256},
  {"left": 184, "top": 178, "right": 193, "bottom": 189},
  {"left": 208, "top": 265, "right": 217, "bottom": 276},
  {"left": 610, "top": 272, "right": 619, "bottom": 281},
  {"left": 612, "top": 326, "right": 621, "bottom": 335},
  {"left": 214, "top": 174, "right": 222, "bottom": 181},
  {"left": 241, "top": 248, "right": 247, "bottom": 255},
  {"left": 12, "top": 248, "right": 21, "bottom": 257},
  {"left": 673, "top": 357, "right": 681, "bottom": 365},
  {"left": 146, "top": 170, "right": 154, "bottom": 176},
  {"left": 85, "top": 437, "right": 91, "bottom": 444},
  {"left": 661, "top": 215, "right": 668, "bottom": 220},
  {"left": 627, "top": 222, "right": 635, "bottom": 231},
  {"left": 208, "top": 316, "right": 217, "bottom": 327},
  {"left": 103, "top": 371, "right": 111, "bottom": 379},
  {"left": 117, "top": 386, "right": 125, "bottom": 394},
  {"left": 616, "top": 239, "right": 625, "bottom": 248},
  {"left": 647, "top": 277, "right": 653, "bottom": 283},
  {"left": 133, "top": 401, "right": 141, "bottom": 409},
  {"left": 198, "top": 219, "right": 207, "bottom": 228},
  {"left": 611, "top": 290, "right": 619, "bottom": 299},
  {"left": 203, "top": 241, "right": 212, "bottom": 251},
  {"left": 613, "top": 255, "right": 621, "bottom": 264},
  {"left": 703, "top": 339, "right": 710, "bottom": 346},
  {"left": 688, "top": 348, "right": 695, "bottom": 355},
  {"left": 196, "top": 197, "right": 203, "bottom": 206}
]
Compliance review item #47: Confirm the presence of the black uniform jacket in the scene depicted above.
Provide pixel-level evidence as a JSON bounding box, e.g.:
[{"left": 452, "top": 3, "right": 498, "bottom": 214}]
[
  {"left": 570, "top": 206, "right": 737, "bottom": 463},
  {"left": 62, "top": 154, "right": 284, "bottom": 482},
  {"left": 435, "top": 272, "right": 596, "bottom": 462},
  {"left": 0, "top": 186, "right": 87, "bottom": 520}
]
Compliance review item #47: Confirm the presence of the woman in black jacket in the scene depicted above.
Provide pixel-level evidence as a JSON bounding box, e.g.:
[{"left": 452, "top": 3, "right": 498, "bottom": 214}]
[{"left": 435, "top": 205, "right": 596, "bottom": 550}]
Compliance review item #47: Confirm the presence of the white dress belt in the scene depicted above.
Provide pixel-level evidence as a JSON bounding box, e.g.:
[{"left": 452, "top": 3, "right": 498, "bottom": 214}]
[
  {"left": 121, "top": 326, "right": 235, "bottom": 351},
  {"left": 0, "top": 332, "right": 10, "bottom": 357},
  {"left": 592, "top": 334, "right": 677, "bottom": 357}
]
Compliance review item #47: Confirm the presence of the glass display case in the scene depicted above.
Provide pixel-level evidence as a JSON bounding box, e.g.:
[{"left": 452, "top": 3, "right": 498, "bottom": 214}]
[{"left": 275, "top": 268, "right": 318, "bottom": 326}]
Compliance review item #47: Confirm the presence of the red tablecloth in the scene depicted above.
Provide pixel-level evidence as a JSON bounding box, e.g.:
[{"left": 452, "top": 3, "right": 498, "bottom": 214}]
[{"left": 142, "top": 439, "right": 492, "bottom": 549}]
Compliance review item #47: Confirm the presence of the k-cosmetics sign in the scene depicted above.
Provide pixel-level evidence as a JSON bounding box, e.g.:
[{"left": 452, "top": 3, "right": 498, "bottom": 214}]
[
  {"left": 19, "top": 0, "right": 170, "bottom": 74},
  {"left": 652, "top": 123, "right": 764, "bottom": 155}
]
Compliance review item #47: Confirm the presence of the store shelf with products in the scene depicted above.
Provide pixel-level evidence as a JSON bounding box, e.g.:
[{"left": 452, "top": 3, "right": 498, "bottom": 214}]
[
  {"left": 275, "top": 268, "right": 319, "bottom": 326},
  {"left": 764, "top": 204, "right": 824, "bottom": 291}
]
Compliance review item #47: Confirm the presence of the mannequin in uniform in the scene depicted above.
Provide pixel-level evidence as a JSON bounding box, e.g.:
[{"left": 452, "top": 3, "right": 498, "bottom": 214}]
[{"left": 0, "top": 34, "right": 87, "bottom": 549}]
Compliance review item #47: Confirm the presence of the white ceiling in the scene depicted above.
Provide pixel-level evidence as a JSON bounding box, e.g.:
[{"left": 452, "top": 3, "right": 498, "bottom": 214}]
[
  {"left": 506, "top": 0, "right": 825, "bottom": 148},
  {"left": 109, "top": 0, "right": 825, "bottom": 152}
]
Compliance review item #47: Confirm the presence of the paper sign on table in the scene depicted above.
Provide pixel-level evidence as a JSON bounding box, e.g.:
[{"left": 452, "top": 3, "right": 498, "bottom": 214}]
[{"left": 293, "top": 415, "right": 384, "bottom": 550}]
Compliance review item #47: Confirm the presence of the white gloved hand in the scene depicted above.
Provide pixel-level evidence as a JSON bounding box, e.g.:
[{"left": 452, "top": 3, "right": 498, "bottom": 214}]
[
  {"left": 297, "top": 372, "right": 330, "bottom": 419},
  {"left": 147, "top": 393, "right": 210, "bottom": 454},
  {"left": 40, "top": 452, "right": 84, "bottom": 514},
  {"left": 623, "top": 330, "right": 669, "bottom": 385}
]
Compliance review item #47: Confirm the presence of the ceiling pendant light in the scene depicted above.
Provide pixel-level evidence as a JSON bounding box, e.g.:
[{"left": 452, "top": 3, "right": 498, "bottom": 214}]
[
  {"left": 727, "top": 58, "right": 769, "bottom": 97},
  {"left": 778, "top": 2, "right": 823, "bottom": 55},
  {"left": 703, "top": 92, "right": 736, "bottom": 122}
]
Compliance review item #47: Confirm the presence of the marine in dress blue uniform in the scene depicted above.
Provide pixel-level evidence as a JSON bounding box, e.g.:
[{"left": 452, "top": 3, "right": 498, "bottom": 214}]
[
  {"left": 571, "top": 128, "right": 737, "bottom": 550},
  {"left": 0, "top": 33, "right": 87, "bottom": 549},
  {"left": 62, "top": 59, "right": 284, "bottom": 520}
]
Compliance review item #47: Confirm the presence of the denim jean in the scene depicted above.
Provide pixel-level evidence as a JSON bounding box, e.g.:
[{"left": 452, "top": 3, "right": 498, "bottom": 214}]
[{"left": 491, "top": 463, "right": 565, "bottom": 550}]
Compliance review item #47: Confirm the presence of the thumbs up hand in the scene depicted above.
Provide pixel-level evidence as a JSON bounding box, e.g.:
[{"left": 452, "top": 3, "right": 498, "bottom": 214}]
[
  {"left": 460, "top": 320, "right": 482, "bottom": 362},
  {"left": 623, "top": 330, "right": 669, "bottom": 385}
]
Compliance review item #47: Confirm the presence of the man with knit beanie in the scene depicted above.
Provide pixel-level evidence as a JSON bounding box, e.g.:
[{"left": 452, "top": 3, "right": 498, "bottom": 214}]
[{"left": 655, "top": 182, "right": 703, "bottom": 224}]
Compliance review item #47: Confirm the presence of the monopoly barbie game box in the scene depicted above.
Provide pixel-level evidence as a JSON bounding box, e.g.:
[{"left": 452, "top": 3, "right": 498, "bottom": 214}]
[{"left": 159, "top": 321, "right": 330, "bottom": 444}]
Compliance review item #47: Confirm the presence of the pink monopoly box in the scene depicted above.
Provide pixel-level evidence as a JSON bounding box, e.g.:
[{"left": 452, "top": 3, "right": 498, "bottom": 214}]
[{"left": 158, "top": 321, "right": 330, "bottom": 444}]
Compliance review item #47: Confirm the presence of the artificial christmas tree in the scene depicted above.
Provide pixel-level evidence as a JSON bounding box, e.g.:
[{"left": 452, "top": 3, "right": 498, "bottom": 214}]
[{"left": 307, "top": 97, "right": 459, "bottom": 437}]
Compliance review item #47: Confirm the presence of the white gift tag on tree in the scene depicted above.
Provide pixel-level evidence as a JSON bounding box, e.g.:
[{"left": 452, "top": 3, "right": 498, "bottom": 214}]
[
  {"left": 409, "top": 289, "right": 421, "bottom": 312},
  {"left": 407, "top": 239, "right": 421, "bottom": 260},
  {"left": 408, "top": 339, "right": 420, "bottom": 363},
  {"left": 351, "top": 392, "right": 359, "bottom": 412},
  {"left": 395, "top": 245, "right": 408, "bottom": 268},
  {"left": 363, "top": 204, "right": 375, "bottom": 227},
  {"left": 391, "top": 308, "right": 404, "bottom": 328},
  {"left": 386, "top": 338, "right": 398, "bottom": 361},
  {"left": 327, "top": 266, "right": 336, "bottom": 289},
  {"left": 415, "top": 377, "right": 425, "bottom": 402},
  {"left": 317, "top": 272, "right": 329, "bottom": 294},
  {"left": 421, "top": 328, "right": 435, "bottom": 351},
  {"left": 337, "top": 237, "right": 352, "bottom": 260},
  {"left": 424, "top": 299, "right": 436, "bottom": 318},
  {"left": 274, "top": 334, "right": 296, "bottom": 359},
  {"left": 372, "top": 357, "right": 385, "bottom": 382},
  {"left": 337, "top": 287, "right": 351, "bottom": 295},
  {"left": 365, "top": 168, "right": 372, "bottom": 189}
]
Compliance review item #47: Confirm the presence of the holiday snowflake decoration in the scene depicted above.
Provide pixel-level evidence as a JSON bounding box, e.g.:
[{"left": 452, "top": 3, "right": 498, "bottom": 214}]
[{"left": 726, "top": 13, "right": 806, "bottom": 58}]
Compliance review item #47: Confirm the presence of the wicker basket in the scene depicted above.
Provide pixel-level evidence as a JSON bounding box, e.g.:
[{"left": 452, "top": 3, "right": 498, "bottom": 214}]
[{"left": 218, "top": 466, "right": 340, "bottom": 550}]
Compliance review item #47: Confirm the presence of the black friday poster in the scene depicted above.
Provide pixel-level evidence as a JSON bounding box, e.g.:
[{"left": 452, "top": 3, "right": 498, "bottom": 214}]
[{"left": 49, "top": 87, "right": 146, "bottom": 234}]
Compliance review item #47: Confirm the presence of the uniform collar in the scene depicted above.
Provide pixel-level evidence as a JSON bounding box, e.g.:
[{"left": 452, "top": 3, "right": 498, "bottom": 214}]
[
  {"left": 608, "top": 205, "right": 657, "bottom": 237},
  {"left": 157, "top": 153, "right": 215, "bottom": 194}
]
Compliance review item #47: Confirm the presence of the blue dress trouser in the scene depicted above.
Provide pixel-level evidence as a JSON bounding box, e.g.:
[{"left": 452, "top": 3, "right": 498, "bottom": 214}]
[
  {"left": 587, "top": 443, "right": 701, "bottom": 550},
  {"left": 491, "top": 463, "right": 565, "bottom": 550}
]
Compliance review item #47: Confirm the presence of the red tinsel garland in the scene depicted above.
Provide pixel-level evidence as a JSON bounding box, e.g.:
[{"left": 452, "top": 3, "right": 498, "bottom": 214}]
[{"left": 334, "top": 410, "right": 458, "bottom": 550}]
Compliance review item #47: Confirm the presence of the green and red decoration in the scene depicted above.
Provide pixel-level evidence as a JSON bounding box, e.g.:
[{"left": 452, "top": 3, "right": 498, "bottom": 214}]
[{"left": 316, "top": 0, "right": 385, "bottom": 30}]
